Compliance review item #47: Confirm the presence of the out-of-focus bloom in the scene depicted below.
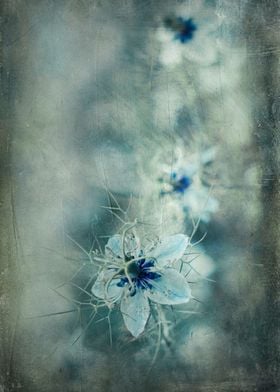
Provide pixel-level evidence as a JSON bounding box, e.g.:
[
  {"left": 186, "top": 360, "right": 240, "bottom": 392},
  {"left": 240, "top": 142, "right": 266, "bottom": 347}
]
[
  {"left": 159, "top": 147, "right": 219, "bottom": 223},
  {"left": 92, "top": 233, "right": 191, "bottom": 337},
  {"left": 180, "top": 245, "right": 216, "bottom": 301},
  {"left": 164, "top": 16, "right": 197, "bottom": 44},
  {"left": 156, "top": 1, "right": 221, "bottom": 67}
]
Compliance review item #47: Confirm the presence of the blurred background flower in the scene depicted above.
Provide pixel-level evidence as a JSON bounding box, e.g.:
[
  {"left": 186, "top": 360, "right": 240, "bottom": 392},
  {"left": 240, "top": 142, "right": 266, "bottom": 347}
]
[{"left": 156, "top": 0, "right": 221, "bottom": 67}]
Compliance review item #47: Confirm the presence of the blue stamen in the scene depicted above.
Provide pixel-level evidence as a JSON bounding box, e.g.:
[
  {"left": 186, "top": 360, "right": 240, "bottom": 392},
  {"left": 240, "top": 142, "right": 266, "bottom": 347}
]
[
  {"left": 172, "top": 175, "right": 192, "bottom": 193},
  {"left": 116, "top": 258, "right": 160, "bottom": 294},
  {"left": 117, "top": 277, "right": 128, "bottom": 287},
  {"left": 165, "top": 16, "right": 197, "bottom": 44}
]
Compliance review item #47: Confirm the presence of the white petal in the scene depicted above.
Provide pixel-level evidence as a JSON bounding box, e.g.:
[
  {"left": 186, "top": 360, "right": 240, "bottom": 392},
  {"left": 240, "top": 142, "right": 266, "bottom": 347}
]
[
  {"left": 159, "top": 43, "right": 183, "bottom": 66},
  {"left": 183, "top": 188, "right": 219, "bottom": 221},
  {"left": 183, "top": 37, "right": 218, "bottom": 66},
  {"left": 120, "top": 289, "right": 150, "bottom": 338},
  {"left": 91, "top": 270, "right": 122, "bottom": 301},
  {"left": 105, "top": 233, "right": 141, "bottom": 260},
  {"left": 174, "top": 163, "right": 198, "bottom": 178},
  {"left": 124, "top": 233, "right": 141, "bottom": 259},
  {"left": 184, "top": 250, "right": 215, "bottom": 282},
  {"left": 200, "top": 147, "right": 216, "bottom": 165},
  {"left": 150, "top": 234, "right": 189, "bottom": 267},
  {"left": 156, "top": 28, "right": 173, "bottom": 43},
  {"left": 147, "top": 268, "right": 191, "bottom": 305},
  {"left": 105, "top": 235, "right": 123, "bottom": 258}
]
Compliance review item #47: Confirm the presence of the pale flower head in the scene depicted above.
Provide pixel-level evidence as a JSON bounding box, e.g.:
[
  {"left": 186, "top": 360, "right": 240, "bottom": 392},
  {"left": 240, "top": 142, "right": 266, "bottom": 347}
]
[
  {"left": 156, "top": 0, "right": 222, "bottom": 67},
  {"left": 92, "top": 232, "right": 191, "bottom": 337},
  {"left": 158, "top": 145, "right": 219, "bottom": 223}
]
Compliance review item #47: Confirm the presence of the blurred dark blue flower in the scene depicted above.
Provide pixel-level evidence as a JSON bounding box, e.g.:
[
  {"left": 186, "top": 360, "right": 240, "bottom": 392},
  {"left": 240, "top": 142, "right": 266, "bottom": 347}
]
[
  {"left": 157, "top": 147, "right": 219, "bottom": 222},
  {"left": 171, "top": 172, "right": 192, "bottom": 193},
  {"left": 164, "top": 16, "right": 197, "bottom": 44}
]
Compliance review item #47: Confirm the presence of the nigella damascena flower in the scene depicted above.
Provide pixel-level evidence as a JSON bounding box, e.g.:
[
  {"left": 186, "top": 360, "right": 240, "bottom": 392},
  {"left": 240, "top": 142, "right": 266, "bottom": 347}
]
[
  {"left": 159, "top": 147, "right": 219, "bottom": 223},
  {"left": 156, "top": 0, "right": 221, "bottom": 67},
  {"left": 92, "top": 233, "right": 191, "bottom": 337}
]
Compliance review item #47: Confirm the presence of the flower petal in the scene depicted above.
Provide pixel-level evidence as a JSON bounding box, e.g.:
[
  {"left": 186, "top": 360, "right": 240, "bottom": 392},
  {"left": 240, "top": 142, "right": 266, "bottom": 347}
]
[
  {"left": 182, "top": 188, "right": 219, "bottom": 222},
  {"left": 105, "top": 233, "right": 141, "bottom": 260},
  {"left": 200, "top": 147, "right": 216, "bottom": 165},
  {"left": 91, "top": 270, "right": 122, "bottom": 301},
  {"left": 150, "top": 234, "right": 189, "bottom": 267},
  {"left": 105, "top": 235, "right": 123, "bottom": 258},
  {"left": 120, "top": 289, "right": 150, "bottom": 338},
  {"left": 147, "top": 268, "right": 191, "bottom": 305},
  {"left": 124, "top": 233, "right": 141, "bottom": 259}
]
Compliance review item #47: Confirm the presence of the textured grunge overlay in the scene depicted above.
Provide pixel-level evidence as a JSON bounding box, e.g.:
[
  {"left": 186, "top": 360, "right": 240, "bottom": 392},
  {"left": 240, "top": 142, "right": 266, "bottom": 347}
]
[{"left": 0, "top": 1, "right": 279, "bottom": 391}]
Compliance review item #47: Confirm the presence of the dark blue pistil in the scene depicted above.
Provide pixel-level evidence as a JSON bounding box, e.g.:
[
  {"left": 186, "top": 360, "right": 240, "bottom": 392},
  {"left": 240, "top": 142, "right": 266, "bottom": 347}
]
[
  {"left": 164, "top": 16, "right": 197, "bottom": 43},
  {"left": 117, "top": 258, "right": 161, "bottom": 294},
  {"left": 171, "top": 173, "right": 192, "bottom": 193}
]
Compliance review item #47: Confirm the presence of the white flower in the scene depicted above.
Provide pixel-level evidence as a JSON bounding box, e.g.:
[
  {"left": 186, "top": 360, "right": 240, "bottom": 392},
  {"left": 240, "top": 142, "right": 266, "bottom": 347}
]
[
  {"left": 156, "top": 0, "right": 221, "bottom": 67},
  {"left": 159, "top": 147, "right": 219, "bottom": 222},
  {"left": 92, "top": 233, "right": 191, "bottom": 338}
]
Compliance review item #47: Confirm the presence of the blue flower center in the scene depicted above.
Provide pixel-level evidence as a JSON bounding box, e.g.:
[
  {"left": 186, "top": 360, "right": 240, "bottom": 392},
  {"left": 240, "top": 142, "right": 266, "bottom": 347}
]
[
  {"left": 171, "top": 172, "right": 192, "bottom": 193},
  {"left": 164, "top": 16, "right": 197, "bottom": 43},
  {"left": 117, "top": 258, "right": 161, "bottom": 295}
]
